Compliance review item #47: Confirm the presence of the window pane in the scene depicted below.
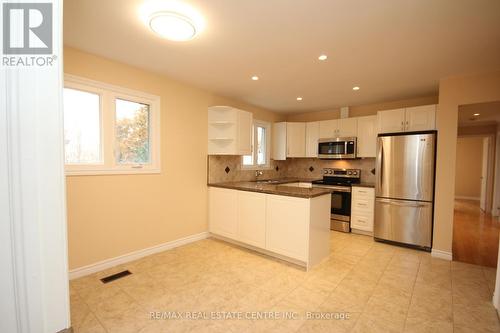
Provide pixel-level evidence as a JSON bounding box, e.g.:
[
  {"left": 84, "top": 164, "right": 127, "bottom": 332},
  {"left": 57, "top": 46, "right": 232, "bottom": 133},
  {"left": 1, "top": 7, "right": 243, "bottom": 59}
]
[
  {"left": 256, "top": 126, "right": 266, "bottom": 165},
  {"left": 63, "top": 88, "right": 101, "bottom": 164},
  {"left": 242, "top": 155, "right": 253, "bottom": 165},
  {"left": 115, "top": 99, "right": 150, "bottom": 164}
]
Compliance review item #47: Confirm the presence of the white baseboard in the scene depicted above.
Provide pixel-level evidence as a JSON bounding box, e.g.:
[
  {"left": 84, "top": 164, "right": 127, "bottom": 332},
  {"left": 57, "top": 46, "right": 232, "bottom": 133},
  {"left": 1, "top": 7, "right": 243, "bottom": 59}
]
[
  {"left": 455, "top": 195, "right": 480, "bottom": 201},
  {"left": 69, "top": 231, "right": 209, "bottom": 280},
  {"left": 431, "top": 249, "right": 452, "bottom": 261}
]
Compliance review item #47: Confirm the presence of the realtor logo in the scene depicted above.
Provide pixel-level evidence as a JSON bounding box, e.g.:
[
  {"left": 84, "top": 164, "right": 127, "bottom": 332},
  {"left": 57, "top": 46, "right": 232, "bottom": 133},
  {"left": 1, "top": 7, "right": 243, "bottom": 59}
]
[{"left": 2, "top": 3, "right": 52, "bottom": 54}]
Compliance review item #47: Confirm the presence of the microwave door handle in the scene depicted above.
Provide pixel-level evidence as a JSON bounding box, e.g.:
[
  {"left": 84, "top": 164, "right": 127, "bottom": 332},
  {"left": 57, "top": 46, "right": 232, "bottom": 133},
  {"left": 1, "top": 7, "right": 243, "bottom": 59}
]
[{"left": 344, "top": 141, "right": 348, "bottom": 154}]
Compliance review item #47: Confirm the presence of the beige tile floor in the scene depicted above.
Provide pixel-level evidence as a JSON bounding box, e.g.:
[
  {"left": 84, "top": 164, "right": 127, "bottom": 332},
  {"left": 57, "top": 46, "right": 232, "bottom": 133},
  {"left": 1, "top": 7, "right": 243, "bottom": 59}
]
[{"left": 70, "top": 231, "right": 500, "bottom": 333}]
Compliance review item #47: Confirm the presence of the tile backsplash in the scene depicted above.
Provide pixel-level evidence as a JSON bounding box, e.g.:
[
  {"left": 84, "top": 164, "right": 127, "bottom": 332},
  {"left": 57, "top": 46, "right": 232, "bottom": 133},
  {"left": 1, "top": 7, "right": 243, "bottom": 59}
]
[
  {"left": 208, "top": 155, "right": 376, "bottom": 184},
  {"left": 207, "top": 155, "right": 288, "bottom": 183}
]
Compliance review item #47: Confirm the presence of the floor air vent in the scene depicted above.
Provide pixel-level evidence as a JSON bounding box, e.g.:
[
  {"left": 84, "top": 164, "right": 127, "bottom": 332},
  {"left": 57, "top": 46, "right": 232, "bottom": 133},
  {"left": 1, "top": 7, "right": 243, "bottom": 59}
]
[{"left": 100, "top": 270, "right": 132, "bottom": 284}]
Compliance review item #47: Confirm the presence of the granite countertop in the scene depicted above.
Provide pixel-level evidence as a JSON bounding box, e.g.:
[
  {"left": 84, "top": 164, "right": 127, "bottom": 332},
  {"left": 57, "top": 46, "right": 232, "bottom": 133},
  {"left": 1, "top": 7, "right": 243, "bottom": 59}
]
[
  {"left": 353, "top": 183, "right": 375, "bottom": 188},
  {"left": 208, "top": 178, "right": 331, "bottom": 198}
]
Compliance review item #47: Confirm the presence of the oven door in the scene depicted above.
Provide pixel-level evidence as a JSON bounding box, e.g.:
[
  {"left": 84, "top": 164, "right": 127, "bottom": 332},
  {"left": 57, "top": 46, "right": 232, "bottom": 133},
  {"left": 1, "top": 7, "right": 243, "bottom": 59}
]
[{"left": 331, "top": 190, "right": 351, "bottom": 221}]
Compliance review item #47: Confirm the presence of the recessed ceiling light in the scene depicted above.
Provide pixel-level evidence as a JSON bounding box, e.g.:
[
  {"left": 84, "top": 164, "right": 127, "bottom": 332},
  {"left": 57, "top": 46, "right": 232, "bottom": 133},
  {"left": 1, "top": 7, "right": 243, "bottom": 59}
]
[
  {"left": 296, "top": 97, "right": 303, "bottom": 101},
  {"left": 251, "top": 76, "right": 259, "bottom": 81},
  {"left": 149, "top": 12, "right": 197, "bottom": 41},
  {"left": 473, "top": 113, "right": 480, "bottom": 116},
  {"left": 318, "top": 54, "right": 328, "bottom": 61},
  {"left": 352, "top": 86, "right": 360, "bottom": 91}
]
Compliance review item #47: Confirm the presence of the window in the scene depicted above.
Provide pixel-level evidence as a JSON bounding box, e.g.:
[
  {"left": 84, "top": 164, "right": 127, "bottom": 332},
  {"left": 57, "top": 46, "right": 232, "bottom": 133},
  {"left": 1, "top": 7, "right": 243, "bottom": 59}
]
[
  {"left": 64, "top": 75, "right": 161, "bottom": 175},
  {"left": 63, "top": 88, "right": 101, "bottom": 164},
  {"left": 242, "top": 120, "right": 271, "bottom": 169}
]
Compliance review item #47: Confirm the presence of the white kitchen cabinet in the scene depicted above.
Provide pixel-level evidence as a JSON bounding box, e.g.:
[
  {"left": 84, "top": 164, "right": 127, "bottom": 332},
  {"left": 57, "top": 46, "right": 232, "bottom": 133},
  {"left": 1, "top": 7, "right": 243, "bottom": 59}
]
[
  {"left": 319, "top": 119, "right": 338, "bottom": 139},
  {"left": 377, "top": 108, "right": 406, "bottom": 133},
  {"left": 377, "top": 105, "right": 436, "bottom": 134},
  {"left": 208, "top": 106, "right": 253, "bottom": 155},
  {"left": 305, "top": 121, "right": 319, "bottom": 157},
  {"left": 405, "top": 105, "right": 436, "bottom": 131},
  {"left": 266, "top": 195, "right": 309, "bottom": 261},
  {"left": 237, "top": 110, "right": 253, "bottom": 155},
  {"left": 272, "top": 122, "right": 287, "bottom": 160},
  {"left": 319, "top": 118, "right": 357, "bottom": 138},
  {"left": 237, "top": 191, "right": 266, "bottom": 248},
  {"left": 356, "top": 115, "right": 377, "bottom": 158},
  {"left": 351, "top": 186, "right": 375, "bottom": 233},
  {"left": 338, "top": 118, "right": 358, "bottom": 137},
  {"left": 209, "top": 187, "right": 331, "bottom": 268},
  {"left": 208, "top": 187, "right": 238, "bottom": 238},
  {"left": 286, "top": 122, "right": 306, "bottom": 157}
]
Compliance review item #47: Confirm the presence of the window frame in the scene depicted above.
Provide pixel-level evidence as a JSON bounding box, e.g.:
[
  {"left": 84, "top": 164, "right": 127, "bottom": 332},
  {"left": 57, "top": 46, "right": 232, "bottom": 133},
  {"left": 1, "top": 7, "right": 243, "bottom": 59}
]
[
  {"left": 64, "top": 74, "right": 161, "bottom": 176},
  {"left": 241, "top": 120, "right": 272, "bottom": 170}
]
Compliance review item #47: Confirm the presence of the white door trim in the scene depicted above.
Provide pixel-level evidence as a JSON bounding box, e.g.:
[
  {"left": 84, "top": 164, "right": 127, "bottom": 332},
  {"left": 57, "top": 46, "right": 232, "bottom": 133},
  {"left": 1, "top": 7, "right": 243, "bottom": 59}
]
[{"left": 0, "top": 1, "right": 70, "bottom": 332}]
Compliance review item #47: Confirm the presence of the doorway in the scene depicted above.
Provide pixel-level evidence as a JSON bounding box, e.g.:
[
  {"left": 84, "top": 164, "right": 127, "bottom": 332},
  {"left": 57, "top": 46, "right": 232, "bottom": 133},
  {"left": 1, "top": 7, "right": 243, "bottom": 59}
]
[{"left": 453, "top": 102, "right": 500, "bottom": 267}]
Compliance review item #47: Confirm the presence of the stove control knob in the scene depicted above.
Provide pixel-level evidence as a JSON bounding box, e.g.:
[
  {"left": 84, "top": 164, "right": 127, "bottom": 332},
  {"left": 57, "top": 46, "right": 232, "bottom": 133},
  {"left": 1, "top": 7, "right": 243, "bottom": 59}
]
[
  {"left": 347, "top": 171, "right": 352, "bottom": 175},
  {"left": 352, "top": 171, "right": 358, "bottom": 175},
  {"left": 323, "top": 170, "right": 328, "bottom": 175},
  {"left": 328, "top": 169, "right": 333, "bottom": 174}
]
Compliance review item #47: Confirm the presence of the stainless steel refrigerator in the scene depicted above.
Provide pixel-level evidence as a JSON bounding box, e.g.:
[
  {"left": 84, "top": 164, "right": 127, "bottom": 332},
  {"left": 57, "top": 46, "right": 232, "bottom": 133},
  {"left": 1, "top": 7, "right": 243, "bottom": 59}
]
[{"left": 374, "top": 131, "right": 436, "bottom": 250}]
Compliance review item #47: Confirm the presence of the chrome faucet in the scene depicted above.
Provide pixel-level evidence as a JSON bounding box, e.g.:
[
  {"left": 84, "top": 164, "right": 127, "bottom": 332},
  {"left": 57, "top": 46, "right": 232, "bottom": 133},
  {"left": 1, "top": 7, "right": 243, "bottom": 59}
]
[{"left": 255, "top": 170, "right": 263, "bottom": 178}]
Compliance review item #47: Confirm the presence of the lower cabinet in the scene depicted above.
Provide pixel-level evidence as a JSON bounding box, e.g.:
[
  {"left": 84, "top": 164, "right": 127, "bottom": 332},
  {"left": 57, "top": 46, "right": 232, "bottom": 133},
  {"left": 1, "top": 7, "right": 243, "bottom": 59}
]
[
  {"left": 208, "top": 187, "right": 238, "bottom": 239},
  {"left": 208, "top": 187, "right": 330, "bottom": 267},
  {"left": 237, "top": 191, "right": 266, "bottom": 248},
  {"left": 351, "top": 186, "right": 375, "bottom": 233},
  {"left": 266, "top": 195, "right": 308, "bottom": 261}
]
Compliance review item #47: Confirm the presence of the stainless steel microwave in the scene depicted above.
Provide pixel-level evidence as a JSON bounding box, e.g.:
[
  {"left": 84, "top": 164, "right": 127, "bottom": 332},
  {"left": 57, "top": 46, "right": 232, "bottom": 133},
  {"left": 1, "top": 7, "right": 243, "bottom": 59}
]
[{"left": 318, "top": 137, "right": 357, "bottom": 159}]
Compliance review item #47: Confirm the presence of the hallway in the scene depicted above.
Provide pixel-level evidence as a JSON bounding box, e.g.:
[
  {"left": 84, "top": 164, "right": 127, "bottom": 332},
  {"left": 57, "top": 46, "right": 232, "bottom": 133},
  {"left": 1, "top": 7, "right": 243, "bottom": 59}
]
[{"left": 453, "top": 199, "right": 500, "bottom": 267}]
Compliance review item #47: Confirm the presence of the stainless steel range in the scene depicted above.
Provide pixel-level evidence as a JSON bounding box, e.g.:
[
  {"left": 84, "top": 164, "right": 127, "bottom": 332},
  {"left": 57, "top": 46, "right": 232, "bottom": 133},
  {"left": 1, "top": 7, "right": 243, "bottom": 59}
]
[{"left": 312, "top": 168, "right": 361, "bottom": 232}]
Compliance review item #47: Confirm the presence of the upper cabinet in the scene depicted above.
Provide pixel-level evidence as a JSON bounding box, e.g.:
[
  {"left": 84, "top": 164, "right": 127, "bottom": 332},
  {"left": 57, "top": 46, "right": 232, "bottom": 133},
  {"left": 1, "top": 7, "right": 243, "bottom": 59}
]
[
  {"left": 319, "top": 118, "right": 357, "bottom": 138},
  {"left": 318, "top": 119, "right": 337, "bottom": 138},
  {"left": 405, "top": 105, "right": 436, "bottom": 131},
  {"left": 305, "top": 122, "right": 319, "bottom": 158},
  {"left": 272, "top": 122, "right": 287, "bottom": 160},
  {"left": 377, "top": 108, "right": 406, "bottom": 133},
  {"left": 338, "top": 118, "right": 358, "bottom": 137},
  {"left": 208, "top": 106, "right": 253, "bottom": 155},
  {"left": 286, "top": 122, "right": 306, "bottom": 157},
  {"left": 377, "top": 104, "right": 436, "bottom": 134},
  {"left": 356, "top": 115, "right": 377, "bottom": 158}
]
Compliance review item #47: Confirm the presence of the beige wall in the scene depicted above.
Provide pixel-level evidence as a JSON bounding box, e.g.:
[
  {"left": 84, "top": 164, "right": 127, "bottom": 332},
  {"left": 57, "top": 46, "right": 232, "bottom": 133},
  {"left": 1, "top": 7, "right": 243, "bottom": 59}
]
[
  {"left": 455, "top": 137, "right": 483, "bottom": 199},
  {"left": 285, "top": 95, "right": 438, "bottom": 122},
  {"left": 434, "top": 70, "right": 500, "bottom": 254},
  {"left": 64, "top": 47, "right": 283, "bottom": 270}
]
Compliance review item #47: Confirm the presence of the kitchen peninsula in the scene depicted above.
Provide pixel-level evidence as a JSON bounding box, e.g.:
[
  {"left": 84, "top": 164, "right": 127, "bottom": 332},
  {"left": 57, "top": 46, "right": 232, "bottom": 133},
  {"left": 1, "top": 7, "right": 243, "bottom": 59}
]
[{"left": 208, "top": 180, "right": 332, "bottom": 269}]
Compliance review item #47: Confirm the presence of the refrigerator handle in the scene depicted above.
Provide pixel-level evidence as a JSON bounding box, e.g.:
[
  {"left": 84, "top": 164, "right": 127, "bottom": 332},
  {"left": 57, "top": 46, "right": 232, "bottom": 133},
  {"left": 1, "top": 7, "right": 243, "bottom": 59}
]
[
  {"left": 377, "top": 198, "right": 429, "bottom": 207},
  {"left": 376, "top": 141, "right": 383, "bottom": 191}
]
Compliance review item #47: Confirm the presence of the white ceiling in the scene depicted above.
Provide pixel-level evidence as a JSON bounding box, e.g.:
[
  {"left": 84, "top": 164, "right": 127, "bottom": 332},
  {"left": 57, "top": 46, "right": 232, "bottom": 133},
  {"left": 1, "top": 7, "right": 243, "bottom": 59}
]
[
  {"left": 458, "top": 102, "right": 500, "bottom": 126},
  {"left": 64, "top": 0, "right": 500, "bottom": 113}
]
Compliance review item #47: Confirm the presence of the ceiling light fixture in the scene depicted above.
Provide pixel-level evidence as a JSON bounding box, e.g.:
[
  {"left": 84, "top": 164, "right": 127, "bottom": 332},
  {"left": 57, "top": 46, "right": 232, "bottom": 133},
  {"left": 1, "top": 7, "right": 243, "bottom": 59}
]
[
  {"left": 296, "top": 97, "right": 303, "bottom": 101},
  {"left": 251, "top": 76, "right": 259, "bottom": 81},
  {"left": 318, "top": 54, "right": 328, "bottom": 61},
  {"left": 473, "top": 113, "right": 480, "bottom": 116},
  {"left": 352, "top": 86, "right": 360, "bottom": 91},
  {"left": 141, "top": 1, "right": 205, "bottom": 41},
  {"left": 149, "top": 12, "right": 196, "bottom": 41}
]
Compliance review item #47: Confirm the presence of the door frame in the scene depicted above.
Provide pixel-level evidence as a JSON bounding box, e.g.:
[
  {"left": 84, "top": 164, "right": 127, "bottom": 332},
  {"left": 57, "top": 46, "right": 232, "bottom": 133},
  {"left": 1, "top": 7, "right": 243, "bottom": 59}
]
[
  {"left": 456, "top": 133, "right": 496, "bottom": 213},
  {"left": 0, "top": 1, "right": 70, "bottom": 332}
]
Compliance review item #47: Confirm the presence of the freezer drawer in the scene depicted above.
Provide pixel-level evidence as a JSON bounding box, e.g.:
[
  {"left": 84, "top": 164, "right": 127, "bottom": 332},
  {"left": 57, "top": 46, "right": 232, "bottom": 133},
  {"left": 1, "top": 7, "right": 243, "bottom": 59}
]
[{"left": 374, "top": 198, "right": 432, "bottom": 249}]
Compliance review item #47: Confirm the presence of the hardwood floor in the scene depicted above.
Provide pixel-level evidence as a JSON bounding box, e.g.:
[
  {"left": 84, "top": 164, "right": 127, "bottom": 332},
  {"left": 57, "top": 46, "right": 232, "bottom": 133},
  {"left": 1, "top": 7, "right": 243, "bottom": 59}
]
[{"left": 453, "top": 199, "right": 500, "bottom": 267}]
